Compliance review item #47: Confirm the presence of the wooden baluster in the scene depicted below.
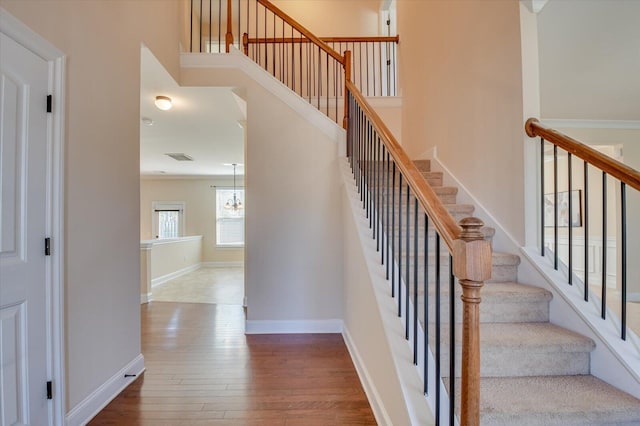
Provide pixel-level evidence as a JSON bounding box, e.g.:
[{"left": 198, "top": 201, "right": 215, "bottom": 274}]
[
  {"left": 453, "top": 217, "right": 491, "bottom": 426},
  {"left": 343, "top": 50, "right": 351, "bottom": 130},
  {"left": 225, "top": 0, "right": 234, "bottom": 52}
]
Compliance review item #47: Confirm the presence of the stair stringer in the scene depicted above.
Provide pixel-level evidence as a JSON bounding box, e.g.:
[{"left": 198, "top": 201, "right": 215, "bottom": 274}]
[
  {"left": 341, "top": 160, "right": 435, "bottom": 426},
  {"left": 426, "top": 149, "right": 640, "bottom": 399}
]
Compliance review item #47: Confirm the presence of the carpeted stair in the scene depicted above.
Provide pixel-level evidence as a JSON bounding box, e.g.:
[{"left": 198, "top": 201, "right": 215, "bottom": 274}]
[{"left": 406, "top": 159, "right": 640, "bottom": 425}]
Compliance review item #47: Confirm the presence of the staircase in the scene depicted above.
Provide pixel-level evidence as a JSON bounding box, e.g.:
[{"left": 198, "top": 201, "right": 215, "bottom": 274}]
[{"left": 412, "top": 159, "right": 640, "bottom": 425}]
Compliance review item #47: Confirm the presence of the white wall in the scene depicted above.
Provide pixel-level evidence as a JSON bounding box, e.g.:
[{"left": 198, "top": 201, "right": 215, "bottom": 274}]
[
  {"left": 0, "top": 0, "right": 183, "bottom": 412},
  {"left": 140, "top": 177, "right": 245, "bottom": 264},
  {"left": 181, "top": 61, "right": 344, "bottom": 323},
  {"left": 396, "top": 0, "right": 526, "bottom": 244}
]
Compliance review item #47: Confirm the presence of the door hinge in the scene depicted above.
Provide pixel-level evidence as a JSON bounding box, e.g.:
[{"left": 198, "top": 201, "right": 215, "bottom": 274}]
[
  {"left": 45, "top": 238, "right": 51, "bottom": 256},
  {"left": 46, "top": 95, "right": 52, "bottom": 113},
  {"left": 47, "top": 381, "right": 53, "bottom": 399}
]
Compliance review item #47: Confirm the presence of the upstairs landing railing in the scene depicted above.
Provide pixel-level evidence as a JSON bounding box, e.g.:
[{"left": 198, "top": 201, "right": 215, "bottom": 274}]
[
  {"left": 526, "top": 118, "right": 640, "bottom": 343},
  {"left": 187, "top": 0, "right": 399, "bottom": 124}
]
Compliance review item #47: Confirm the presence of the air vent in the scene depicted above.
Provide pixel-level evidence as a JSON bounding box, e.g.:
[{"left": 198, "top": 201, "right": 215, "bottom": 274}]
[{"left": 165, "top": 153, "right": 193, "bottom": 161}]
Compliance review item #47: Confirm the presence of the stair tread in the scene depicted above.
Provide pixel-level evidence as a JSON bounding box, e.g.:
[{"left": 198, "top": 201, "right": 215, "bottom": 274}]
[
  {"left": 475, "top": 375, "right": 640, "bottom": 425},
  {"left": 480, "top": 322, "right": 595, "bottom": 352},
  {"left": 491, "top": 251, "right": 521, "bottom": 266},
  {"left": 480, "top": 282, "right": 552, "bottom": 303}
]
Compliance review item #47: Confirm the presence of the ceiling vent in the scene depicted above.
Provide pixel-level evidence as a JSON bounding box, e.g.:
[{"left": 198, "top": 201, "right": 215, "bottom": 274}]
[{"left": 165, "top": 153, "right": 194, "bottom": 161}]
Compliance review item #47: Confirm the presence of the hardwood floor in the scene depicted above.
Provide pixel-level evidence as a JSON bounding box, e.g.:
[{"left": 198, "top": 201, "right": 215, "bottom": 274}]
[{"left": 89, "top": 302, "right": 376, "bottom": 425}]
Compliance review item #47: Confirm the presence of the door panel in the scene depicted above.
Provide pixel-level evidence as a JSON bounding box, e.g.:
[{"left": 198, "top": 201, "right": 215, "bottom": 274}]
[{"left": 0, "top": 32, "right": 50, "bottom": 426}]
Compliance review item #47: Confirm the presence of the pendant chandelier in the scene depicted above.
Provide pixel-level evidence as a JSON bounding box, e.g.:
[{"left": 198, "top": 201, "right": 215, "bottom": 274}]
[{"left": 224, "top": 163, "right": 243, "bottom": 211}]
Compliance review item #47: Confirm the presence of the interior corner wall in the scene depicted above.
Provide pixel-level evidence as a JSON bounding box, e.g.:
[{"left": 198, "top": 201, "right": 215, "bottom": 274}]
[
  {"left": 396, "top": 0, "right": 526, "bottom": 244},
  {"left": 0, "top": 0, "right": 182, "bottom": 412},
  {"left": 140, "top": 177, "right": 245, "bottom": 264},
  {"left": 181, "top": 67, "right": 344, "bottom": 322}
]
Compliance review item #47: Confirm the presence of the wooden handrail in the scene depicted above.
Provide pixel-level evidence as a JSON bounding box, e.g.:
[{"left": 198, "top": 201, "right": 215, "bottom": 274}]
[
  {"left": 256, "top": 0, "right": 344, "bottom": 65},
  {"left": 346, "top": 80, "right": 462, "bottom": 250},
  {"left": 526, "top": 118, "right": 640, "bottom": 192},
  {"left": 245, "top": 35, "right": 400, "bottom": 44}
]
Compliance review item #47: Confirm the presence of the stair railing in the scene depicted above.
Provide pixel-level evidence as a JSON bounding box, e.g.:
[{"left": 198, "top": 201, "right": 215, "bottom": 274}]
[
  {"left": 187, "top": 0, "right": 399, "bottom": 124},
  {"left": 348, "top": 80, "right": 492, "bottom": 426},
  {"left": 238, "top": 0, "right": 347, "bottom": 124},
  {"left": 243, "top": 35, "right": 400, "bottom": 97},
  {"left": 526, "top": 118, "right": 640, "bottom": 342}
]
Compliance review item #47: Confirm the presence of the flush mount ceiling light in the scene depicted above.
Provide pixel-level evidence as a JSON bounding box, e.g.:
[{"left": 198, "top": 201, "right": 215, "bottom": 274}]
[{"left": 155, "top": 95, "right": 172, "bottom": 111}]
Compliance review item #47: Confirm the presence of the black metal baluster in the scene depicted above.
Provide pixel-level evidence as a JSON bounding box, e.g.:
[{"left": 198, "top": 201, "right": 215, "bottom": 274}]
[
  {"left": 385, "top": 151, "right": 391, "bottom": 274},
  {"left": 553, "top": 144, "right": 558, "bottom": 270},
  {"left": 621, "top": 182, "right": 627, "bottom": 340},
  {"left": 449, "top": 253, "right": 455, "bottom": 426},
  {"left": 413, "top": 197, "right": 418, "bottom": 364},
  {"left": 398, "top": 175, "right": 403, "bottom": 316},
  {"left": 377, "top": 137, "right": 382, "bottom": 252},
  {"left": 584, "top": 161, "right": 589, "bottom": 301},
  {"left": 601, "top": 172, "right": 607, "bottom": 320},
  {"left": 391, "top": 162, "right": 396, "bottom": 297},
  {"left": 540, "top": 138, "right": 545, "bottom": 256},
  {"left": 405, "top": 185, "right": 410, "bottom": 338},
  {"left": 424, "top": 212, "right": 429, "bottom": 395},
  {"left": 435, "top": 232, "right": 441, "bottom": 426},
  {"left": 568, "top": 152, "right": 573, "bottom": 285},
  {"left": 209, "top": 0, "right": 212, "bottom": 53}
]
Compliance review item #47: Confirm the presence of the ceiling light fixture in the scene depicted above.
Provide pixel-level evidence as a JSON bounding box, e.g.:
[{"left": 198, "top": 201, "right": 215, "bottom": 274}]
[
  {"left": 141, "top": 117, "right": 154, "bottom": 126},
  {"left": 155, "top": 95, "right": 172, "bottom": 111},
  {"left": 224, "top": 163, "right": 243, "bottom": 212}
]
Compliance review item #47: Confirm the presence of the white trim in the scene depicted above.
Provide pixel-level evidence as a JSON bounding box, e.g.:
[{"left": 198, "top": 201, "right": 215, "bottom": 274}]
[
  {"left": 151, "top": 263, "right": 201, "bottom": 288},
  {"left": 542, "top": 119, "right": 640, "bottom": 130},
  {"left": 342, "top": 327, "right": 393, "bottom": 426},
  {"left": 140, "top": 235, "right": 202, "bottom": 247},
  {"left": 140, "top": 293, "right": 152, "bottom": 304},
  {"left": 201, "top": 261, "right": 244, "bottom": 268},
  {"left": 245, "top": 319, "right": 343, "bottom": 334},
  {"left": 180, "top": 48, "right": 345, "bottom": 143},
  {"left": 65, "top": 354, "right": 144, "bottom": 426},
  {"left": 1, "top": 8, "right": 66, "bottom": 426},
  {"left": 629, "top": 293, "right": 640, "bottom": 303}
]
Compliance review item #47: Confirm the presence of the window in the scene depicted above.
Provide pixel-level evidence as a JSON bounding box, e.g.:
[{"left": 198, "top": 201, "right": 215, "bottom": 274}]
[
  {"left": 152, "top": 202, "right": 185, "bottom": 239},
  {"left": 216, "top": 188, "right": 244, "bottom": 246}
]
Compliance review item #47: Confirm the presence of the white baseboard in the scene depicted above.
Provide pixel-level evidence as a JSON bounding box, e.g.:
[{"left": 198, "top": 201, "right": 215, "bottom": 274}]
[
  {"left": 66, "top": 354, "right": 144, "bottom": 426},
  {"left": 140, "top": 292, "right": 152, "bottom": 304},
  {"left": 342, "top": 327, "right": 392, "bottom": 426},
  {"left": 201, "top": 261, "right": 244, "bottom": 268},
  {"left": 151, "top": 263, "right": 201, "bottom": 288},
  {"left": 629, "top": 292, "right": 640, "bottom": 303},
  {"left": 245, "top": 319, "right": 343, "bottom": 334}
]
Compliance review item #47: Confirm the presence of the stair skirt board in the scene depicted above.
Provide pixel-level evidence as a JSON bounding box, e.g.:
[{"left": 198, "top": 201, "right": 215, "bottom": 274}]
[
  {"left": 244, "top": 319, "right": 343, "bottom": 334},
  {"left": 66, "top": 354, "right": 145, "bottom": 426},
  {"left": 343, "top": 160, "right": 443, "bottom": 425}
]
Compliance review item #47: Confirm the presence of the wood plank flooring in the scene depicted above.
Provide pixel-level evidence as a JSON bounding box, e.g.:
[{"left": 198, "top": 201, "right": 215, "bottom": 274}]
[{"left": 89, "top": 302, "right": 376, "bottom": 425}]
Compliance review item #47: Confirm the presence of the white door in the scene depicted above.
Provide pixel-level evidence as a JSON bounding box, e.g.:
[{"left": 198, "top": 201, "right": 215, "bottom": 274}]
[{"left": 0, "top": 31, "right": 50, "bottom": 426}]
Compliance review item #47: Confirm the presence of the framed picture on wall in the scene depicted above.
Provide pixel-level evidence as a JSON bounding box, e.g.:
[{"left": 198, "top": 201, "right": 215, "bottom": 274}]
[{"left": 544, "top": 190, "right": 582, "bottom": 227}]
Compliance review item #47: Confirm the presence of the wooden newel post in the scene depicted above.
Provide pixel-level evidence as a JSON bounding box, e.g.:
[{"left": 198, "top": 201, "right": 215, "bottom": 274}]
[
  {"left": 343, "top": 50, "right": 352, "bottom": 131},
  {"left": 453, "top": 217, "right": 492, "bottom": 426},
  {"left": 225, "top": 0, "right": 233, "bottom": 52}
]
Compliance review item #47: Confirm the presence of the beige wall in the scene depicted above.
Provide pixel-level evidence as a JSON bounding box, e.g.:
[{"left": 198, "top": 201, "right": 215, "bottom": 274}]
[
  {"left": 140, "top": 177, "right": 245, "bottom": 264},
  {"left": 181, "top": 65, "right": 344, "bottom": 322},
  {"left": 1, "top": 0, "right": 182, "bottom": 411},
  {"left": 149, "top": 236, "right": 203, "bottom": 280},
  {"left": 272, "top": 0, "right": 382, "bottom": 36},
  {"left": 397, "top": 0, "right": 526, "bottom": 244}
]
